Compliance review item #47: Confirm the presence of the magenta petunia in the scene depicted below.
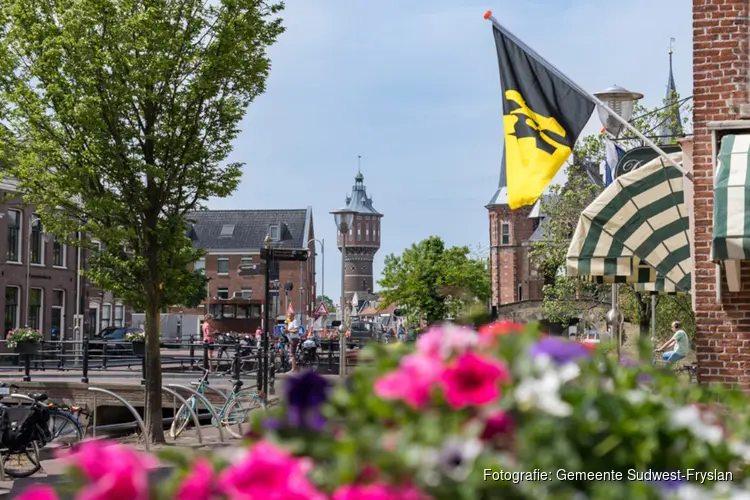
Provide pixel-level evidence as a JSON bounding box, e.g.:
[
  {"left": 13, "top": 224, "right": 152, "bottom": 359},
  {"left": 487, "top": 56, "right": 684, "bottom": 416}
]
[
  {"left": 175, "top": 459, "right": 214, "bottom": 500},
  {"left": 14, "top": 486, "right": 60, "bottom": 500},
  {"left": 333, "top": 482, "right": 432, "bottom": 500},
  {"left": 374, "top": 353, "right": 443, "bottom": 409},
  {"left": 439, "top": 353, "right": 511, "bottom": 409},
  {"left": 481, "top": 410, "right": 515, "bottom": 441}
]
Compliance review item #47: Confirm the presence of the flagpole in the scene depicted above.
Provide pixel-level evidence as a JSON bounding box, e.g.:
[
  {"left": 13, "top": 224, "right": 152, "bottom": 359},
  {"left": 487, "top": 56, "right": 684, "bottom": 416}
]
[{"left": 484, "top": 11, "right": 694, "bottom": 183}]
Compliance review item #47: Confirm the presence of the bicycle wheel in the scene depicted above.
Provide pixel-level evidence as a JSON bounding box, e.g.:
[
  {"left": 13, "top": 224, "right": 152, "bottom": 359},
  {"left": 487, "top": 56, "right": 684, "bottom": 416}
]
[
  {"left": 48, "top": 411, "right": 83, "bottom": 445},
  {"left": 2, "top": 441, "right": 41, "bottom": 478},
  {"left": 300, "top": 352, "right": 320, "bottom": 373},
  {"left": 169, "top": 398, "right": 195, "bottom": 438},
  {"left": 221, "top": 390, "right": 264, "bottom": 439}
]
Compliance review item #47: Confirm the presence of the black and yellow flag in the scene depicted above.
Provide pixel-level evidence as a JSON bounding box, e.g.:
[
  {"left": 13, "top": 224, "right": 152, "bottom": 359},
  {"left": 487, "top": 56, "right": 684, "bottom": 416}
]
[{"left": 492, "top": 24, "right": 595, "bottom": 209}]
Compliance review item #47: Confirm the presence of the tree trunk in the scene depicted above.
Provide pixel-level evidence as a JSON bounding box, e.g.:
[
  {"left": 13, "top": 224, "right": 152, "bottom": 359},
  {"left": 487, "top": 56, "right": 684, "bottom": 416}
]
[
  {"left": 144, "top": 295, "right": 165, "bottom": 443},
  {"left": 637, "top": 293, "right": 651, "bottom": 340}
]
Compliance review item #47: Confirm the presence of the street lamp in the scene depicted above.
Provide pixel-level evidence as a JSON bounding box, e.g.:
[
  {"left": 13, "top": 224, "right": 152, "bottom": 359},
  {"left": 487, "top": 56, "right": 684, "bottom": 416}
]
[
  {"left": 331, "top": 207, "right": 356, "bottom": 379},
  {"left": 25, "top": 216, "right": 51, "bottom": 329},
  {"left": 593, "top": 85, "right": 642, "bottom": 359},
  {"left": 593, "top": 85, "right": 643, "bottom": 138},
  {"left": 308, "top": 238, "right": 324, "bottom": 320}
]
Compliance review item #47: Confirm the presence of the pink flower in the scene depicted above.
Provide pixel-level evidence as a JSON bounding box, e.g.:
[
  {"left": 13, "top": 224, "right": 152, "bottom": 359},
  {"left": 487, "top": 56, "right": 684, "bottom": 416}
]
[
  {"left": 333, "top": 483, "right": 432, "bottom": 500},
  {"left": 478, "top": 321, "right": 523, "bottom": 347},
  {"left": 15, "top": 486, "right": 59, "bottom": 500},
  {"left": 59, "top": 440, "right": 157, "bottom": 500},
  {"left": 175, "top": 459, "right": 214, "bottom": 500},
  {"left": 480, "top": 410, "right": 514, "bottom": 441},
  {"left": 416, "top": 324, "right": 478, "bottom": 360},
  {"left": 439, "top": 353, "right": 511, "bottom": 409},
  {"left": 374, "top": 353, "right": 442, "bottom": 409},
  {"left": 217, "top": 440, "right": 325, "bottom": 500}
]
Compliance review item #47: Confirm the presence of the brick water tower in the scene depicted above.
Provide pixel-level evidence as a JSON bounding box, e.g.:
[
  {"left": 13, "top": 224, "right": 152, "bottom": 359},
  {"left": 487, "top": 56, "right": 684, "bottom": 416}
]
[{"left": 337, "top": 170, "right": 382, "bottom": 303}]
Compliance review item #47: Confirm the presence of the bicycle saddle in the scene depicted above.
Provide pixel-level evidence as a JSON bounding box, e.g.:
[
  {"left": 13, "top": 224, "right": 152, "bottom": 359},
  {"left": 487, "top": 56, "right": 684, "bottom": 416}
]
[{"left": 28, "top": 393, "right": 48, "bottom": 402}]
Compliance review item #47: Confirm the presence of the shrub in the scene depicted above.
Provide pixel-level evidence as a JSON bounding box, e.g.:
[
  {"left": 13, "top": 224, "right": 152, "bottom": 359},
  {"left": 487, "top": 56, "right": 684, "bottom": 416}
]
[{"left": 6, "top": 328, "right": 43, "bottom": 348}]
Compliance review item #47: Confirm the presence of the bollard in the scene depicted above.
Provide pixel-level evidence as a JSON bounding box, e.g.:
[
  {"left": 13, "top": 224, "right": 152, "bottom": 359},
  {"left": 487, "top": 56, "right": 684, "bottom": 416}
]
[
  {"left": 81, "top": 335, "right": 90, "bottom": 383},
  {"left": 189, "top": 335, "right": 195, "bottom": 369},
  {"left": 23, "top": 353, "right": 31, "bottom": 382},
  {"left": 203, "top": 342, "right": 209, "bottom": 372},
  {"left": 233, "top": 342, "right": 242, "bottom": 381}
]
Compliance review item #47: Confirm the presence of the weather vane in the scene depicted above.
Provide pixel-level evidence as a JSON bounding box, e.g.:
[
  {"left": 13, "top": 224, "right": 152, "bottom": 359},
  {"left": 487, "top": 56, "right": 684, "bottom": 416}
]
[{"left": 669, "top": 37, "right": 675, "bottom": 55}]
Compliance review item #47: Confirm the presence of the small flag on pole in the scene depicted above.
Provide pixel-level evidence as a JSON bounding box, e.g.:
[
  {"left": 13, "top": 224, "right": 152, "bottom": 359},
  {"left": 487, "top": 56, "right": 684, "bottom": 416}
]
[
  {"left": 287, "top": 303, "right": 294, "bottom": 315},
  {"left": 604, "top": 139, "right": 625, "bottom": 187}
]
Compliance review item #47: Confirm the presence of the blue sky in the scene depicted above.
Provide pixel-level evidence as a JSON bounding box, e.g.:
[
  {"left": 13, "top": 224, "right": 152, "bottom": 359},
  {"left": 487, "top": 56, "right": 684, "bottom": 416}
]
[{"left": 208, "top": 0, "right": 692, "bottom": 303}]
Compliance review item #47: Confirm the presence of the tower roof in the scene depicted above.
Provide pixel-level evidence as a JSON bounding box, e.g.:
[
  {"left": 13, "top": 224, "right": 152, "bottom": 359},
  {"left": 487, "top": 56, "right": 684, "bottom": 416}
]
[
  {"left": 344, "top": 171, "right": 381, "bottom": 216},
  {"left": 657, "top": 40, "right": 683, "bottom": 144},
  {"left": 486, "top": 148, "right": 509, "bottom": 207}
]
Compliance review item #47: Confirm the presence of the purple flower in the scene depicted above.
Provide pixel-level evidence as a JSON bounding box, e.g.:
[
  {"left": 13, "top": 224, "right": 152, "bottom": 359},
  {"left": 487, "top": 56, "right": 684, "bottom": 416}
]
[
  {"left": 620, "top": 357, "right": 638, "bottom": 367},
  {"left": 262, "top": 417, "right": 284, "bottom": 431},
  {"left": 529, "top": 337, "right": 589, "bottom": 365},
  {"left": 284, "top": 371, "right": 331, "bottom": 430}
]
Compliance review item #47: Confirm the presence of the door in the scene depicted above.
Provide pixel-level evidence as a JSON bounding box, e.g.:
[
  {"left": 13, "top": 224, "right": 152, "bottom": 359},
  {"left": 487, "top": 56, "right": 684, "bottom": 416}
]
[
  {"left": 51, "top": 308, "right": 62, "bottom": 341},
  {"left": 88, "top": 306, "right": 99, "bottom": 337}
]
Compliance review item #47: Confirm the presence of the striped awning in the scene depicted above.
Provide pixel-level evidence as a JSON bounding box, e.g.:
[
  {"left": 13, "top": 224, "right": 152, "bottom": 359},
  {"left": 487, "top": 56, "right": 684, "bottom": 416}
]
[
  {"left": 583, "top": 259, "right": 687, "bottom": 295},
  {"left": 711, "top": 134, "right": 750, "bottom": 262},
  {"left": 566, "top": 152, "right": 691, "bottom": 293}
]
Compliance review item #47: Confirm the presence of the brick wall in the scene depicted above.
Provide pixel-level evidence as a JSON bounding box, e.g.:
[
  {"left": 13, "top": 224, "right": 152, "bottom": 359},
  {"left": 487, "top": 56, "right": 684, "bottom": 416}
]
[
  {"left": 693, "top": 0, "right": 750, "bottom": 385},
  {"left": 488, "top": 206, "right": 536, "bottom": 306}
]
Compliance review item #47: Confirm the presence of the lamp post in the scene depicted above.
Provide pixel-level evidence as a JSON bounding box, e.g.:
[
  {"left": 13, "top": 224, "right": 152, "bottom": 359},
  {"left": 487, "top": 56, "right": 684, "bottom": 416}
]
[
  {"left": 331, "top": 208, "right": 356, "bottom": 379},
  {"left": 25, "top": 216, "right": 50, "bottom": 329},
  {"left": 593, "top": 85, "right": 643, "bottom": 359},
  {"left": 308, "top": 238, "right": 324, "bottom": 320}
]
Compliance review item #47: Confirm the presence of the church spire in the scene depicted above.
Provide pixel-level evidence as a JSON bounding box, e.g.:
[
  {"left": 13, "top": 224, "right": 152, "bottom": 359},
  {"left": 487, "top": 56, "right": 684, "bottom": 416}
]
[{"left": 657, "top": 38, "right": 682, "bottom": 145}]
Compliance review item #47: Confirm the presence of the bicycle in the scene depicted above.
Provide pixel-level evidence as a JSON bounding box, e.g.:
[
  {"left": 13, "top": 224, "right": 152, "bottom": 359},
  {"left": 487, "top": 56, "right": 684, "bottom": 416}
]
[
  {"left": 652, "top": 350, "right": 697, "bottom": 383},
  {"left": 169, "top": 368, "right": 266, "bottom": 439},
  {"left": 47, "top": 401, "right": 91, "bottom": 445},
  {"left": 0, "top": 383, "right": 53, "bottom": 478}
]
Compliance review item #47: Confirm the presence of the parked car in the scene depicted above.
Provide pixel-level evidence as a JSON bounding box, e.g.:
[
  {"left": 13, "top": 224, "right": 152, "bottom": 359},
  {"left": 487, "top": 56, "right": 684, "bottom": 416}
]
[
  {"left": 89, "top": 327, "right": 144, "bottom": 355},
  {"left": 349, "top": 321, "right": 375, "bottom": 345}
]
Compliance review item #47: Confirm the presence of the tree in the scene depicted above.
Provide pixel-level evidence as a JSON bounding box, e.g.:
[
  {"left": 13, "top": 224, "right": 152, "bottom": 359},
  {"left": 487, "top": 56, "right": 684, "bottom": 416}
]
[
  {"left": 315, "top": 295, "right": 336, "bottom": 313},
  {"left": 530, "top": 93, "right": 694, "bottom": 338},
  {"left": 0, "top": 0, "right": 284, "bottom": 442},
  {"left": 378, "top": 236, "right": 491, "bottom": 324}
]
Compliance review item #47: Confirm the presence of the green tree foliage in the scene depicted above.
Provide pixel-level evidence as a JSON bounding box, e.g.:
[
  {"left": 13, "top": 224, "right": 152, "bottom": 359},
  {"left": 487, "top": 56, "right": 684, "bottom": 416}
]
[
  {"left": 0, "top": 0, "right": 284, "bottom": 442},
  {"left": 530, "top": 94, "right": 694, "bottom": 337},
  {"left": 378, "top": 236, "right": 491, "bottom": 324}
]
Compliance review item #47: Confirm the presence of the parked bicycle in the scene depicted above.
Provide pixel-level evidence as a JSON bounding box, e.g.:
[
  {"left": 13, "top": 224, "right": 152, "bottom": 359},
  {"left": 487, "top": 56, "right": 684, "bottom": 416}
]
[
  {"left": 272, "top": 334, "right": 319, "bottom": 373},
  {"left": 0, "top": 383, "right": 53, "bottom": 478},
  {"left": 169, "top": 368, "right": 266, "bottom": 439}
]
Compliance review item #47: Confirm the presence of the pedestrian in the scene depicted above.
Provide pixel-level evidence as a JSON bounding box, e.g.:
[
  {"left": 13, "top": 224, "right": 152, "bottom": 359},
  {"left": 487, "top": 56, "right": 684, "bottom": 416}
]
[
  {"left": 286, "top": 312, "right": 301, "bottom": 372},
  {"left": 202, "top": 314, "right": 216, "bottom": 372},
  {"left": 255, "top": 325, "right": 262, "bottom": 348},
  {"left": 655, "top": 320, "right": 690, "bottom": 365}
]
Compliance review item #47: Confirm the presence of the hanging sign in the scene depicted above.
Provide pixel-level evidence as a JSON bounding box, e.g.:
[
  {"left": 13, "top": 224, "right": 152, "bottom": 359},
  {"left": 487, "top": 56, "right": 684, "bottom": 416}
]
[{"left": 613, "top": 145, "right": 681, "bottom": 179}]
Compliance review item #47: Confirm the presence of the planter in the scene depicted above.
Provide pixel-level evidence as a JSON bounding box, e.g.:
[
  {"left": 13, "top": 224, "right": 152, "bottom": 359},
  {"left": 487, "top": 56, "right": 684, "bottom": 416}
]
[
  {"left": 14, "top": 341, "right": 40, "bottom": 356},
  {"left": 131, "top": 341, "right": 145, "bottom": 357}
]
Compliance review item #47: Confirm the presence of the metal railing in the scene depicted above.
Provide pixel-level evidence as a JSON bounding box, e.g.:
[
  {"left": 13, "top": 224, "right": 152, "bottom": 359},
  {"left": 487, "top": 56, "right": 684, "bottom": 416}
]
[{"left": 0, "top": 335, "right": 369, "bottom": 381}]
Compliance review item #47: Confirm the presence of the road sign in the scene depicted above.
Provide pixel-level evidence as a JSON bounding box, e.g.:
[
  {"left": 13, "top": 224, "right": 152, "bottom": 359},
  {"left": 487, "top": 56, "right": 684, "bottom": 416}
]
[
  {"left": 314, "top": 302, "right": 329, "bottom": 317},
  {"left": 260, "top": 248, "right": 309, "bottom": 262}
]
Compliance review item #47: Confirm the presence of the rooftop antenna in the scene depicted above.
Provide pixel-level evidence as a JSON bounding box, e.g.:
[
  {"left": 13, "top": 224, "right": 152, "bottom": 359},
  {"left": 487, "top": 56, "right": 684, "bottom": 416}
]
[
  {"left": 357, "top": 155, "right": 362, "bottom": 174},
  {"left": 669, "top": 37, "right": 675, "bottom": 55}
]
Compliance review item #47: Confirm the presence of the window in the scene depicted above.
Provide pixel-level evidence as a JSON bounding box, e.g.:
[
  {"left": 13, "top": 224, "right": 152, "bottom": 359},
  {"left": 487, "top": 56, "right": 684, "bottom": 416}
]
[
  {"left": 501, "top": 223, "right": 510, "bottom": 245},
  {"left": 4, "top": 286, "right": 20, "bottom": 336},
  {"left": 220, "top": 224, "right": 235, "bottom": 237},
  {"left": 194, "top": 257, "right": 205, "bottom": 273},
  {"left": 236, "top": 305, "right": 248, "bottom": 319},
  {"left": 6, "top": 209, "right": 20, "bottom": 262},
  {"left": 217, "top": 287, "right": 229, "bottom": 299},
  {"left": 269, "top": 224, "right": 280, "bottom": 241},
  {"left": 241, "top": 288, "right": 252, "bottom": 300},
  {"left": 517, "top": 285, "right": 523, "bottom": 302},
  {"left": 374, "top": 225, "right": 378, "bottom": 241},
  {"left": 101, "top": 303, "right": 112, "bottom": 329},
  {"left": 222, "top": 304, "right": 235, "bottom": 318},
  {"left": 240, "top": 256, "right": 253, "bottom": 268},
  {"left": 114, "top": 304, "right": 124, "bottom": 327},
  {"left": 53, "top": 239, "right": 66, "bottom": 267},
  {"left": 217, "top": 257, "right": 229, "bottom": 274},
  {"left": 28, "top": 288, "right": 43, "bottom": 331},
  {"left": 357, "top": 224, "right": 361, "bottom": 240},
  {"left": 366, "top": 226, "right": 370, "bottom": 241},
  {"left": 30, "top": 215, "right": 44, "bottom": 265},
  {"left": 250, "top": 304, "right": 261, "bottom": 318},
  {"left": 51, "top": 290, "right": 64, "bottom": 340}
]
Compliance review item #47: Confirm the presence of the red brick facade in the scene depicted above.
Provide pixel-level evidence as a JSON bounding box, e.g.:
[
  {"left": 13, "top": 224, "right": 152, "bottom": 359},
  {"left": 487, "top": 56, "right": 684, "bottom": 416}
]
[
  {"left": 488, "top": 205, "right": 541, "bottom": 307},
  {"left": 692, "top": 0, "right": 750, "bottom": 385}
]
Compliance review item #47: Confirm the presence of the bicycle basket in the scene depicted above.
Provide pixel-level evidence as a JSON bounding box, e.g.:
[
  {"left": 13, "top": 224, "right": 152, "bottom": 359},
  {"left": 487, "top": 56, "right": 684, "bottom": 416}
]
[
  {"left": 302, "top": 339, "right": 316, "bottom": 349},
  {"left": 0, "top": 405, "right": 49, "bottom": 451}
]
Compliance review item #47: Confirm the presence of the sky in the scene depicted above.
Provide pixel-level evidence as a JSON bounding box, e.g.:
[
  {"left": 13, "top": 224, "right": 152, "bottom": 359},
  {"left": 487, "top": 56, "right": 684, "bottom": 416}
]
[{"left": 208, "top": 0, "right": 693, "bottom": 304}]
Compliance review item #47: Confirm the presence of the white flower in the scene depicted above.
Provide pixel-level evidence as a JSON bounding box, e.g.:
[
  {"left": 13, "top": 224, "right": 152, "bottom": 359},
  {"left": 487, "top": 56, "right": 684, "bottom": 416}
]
[
  {"left": 435, "top": 437, "right": 483, "bottom": 482},
  {"left": 624, "top": 390, "right": 646, "bottom": 405},
  {"left": 515, "top": 372, "right": 572, "bottom": 417},
  {"left": 533, "top": 355, "right": 581, "bottom": 382},
  {"left": 730, "top": 441, "right": 750, "bottom": 462},
  {"left": 671, "top": 482, "right": 750, "bottom": 500},
  {"left": 669, "top": 406, "right": 724, "bottom": 446}
]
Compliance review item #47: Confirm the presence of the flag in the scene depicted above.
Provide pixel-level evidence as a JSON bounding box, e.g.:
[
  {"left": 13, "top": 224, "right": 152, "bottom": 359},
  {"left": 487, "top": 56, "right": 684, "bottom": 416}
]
[
  {"left": 491, "top": 25, "right": 596, "bottom": 208},
  {"left": 287, "top": 302, "right": 294, "bottom": 315},
  {"left": 604, "top": 139, "right": 625, "bottom": 187}
]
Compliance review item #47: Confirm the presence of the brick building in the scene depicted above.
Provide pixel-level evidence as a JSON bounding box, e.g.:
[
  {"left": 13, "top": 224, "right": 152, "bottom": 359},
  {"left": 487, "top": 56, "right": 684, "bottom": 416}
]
[
  {"left": 163, "top": 208, "right": 316, "bottom": 336},
  {"left": 486, "top": 153, "right": 547, "bottom": 311},
  {"left": 0, "top": 178, "right": 131, "bottom": 342},
  {"left": 691, "top": 0, "right": 750, "bottom": 385}
]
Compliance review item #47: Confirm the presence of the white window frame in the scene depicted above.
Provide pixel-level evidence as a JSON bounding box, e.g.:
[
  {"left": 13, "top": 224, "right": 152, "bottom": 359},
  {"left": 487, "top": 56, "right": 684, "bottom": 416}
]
[
  {"left": 6, "top": 209, "right": 22, "bottom": 264},
  {"left": 501, "top": 222, "right": 511, "bottom": 245},
  {"left": 51, "top": 289, "right": 65, "bottom": 339},
  {"left": 217, "top": 257, "right": 229, "bottom": 275},
  {"left": 217, "top": 287, "right": 229, "bottom": 299},
  {"left": 269, "top": 224, "right": 280, "bottom": 241},
  {"left": 241, "top": 288, "right": 252, "bottom": 300},
  {"left": 194, "top": 257, "right": 206, "bottom": 272},
  {"left": 29, "top": 214, "right": 45, "bottom": 266},
  {"left": 101, "top": 303, "right": 112, "bottom": 329},
  {"left": 114, "top": 303, "right": 124, "bottom": 327},
  {"left": 28, "top": 287, "right": 44, "bottom": 332},
  {"left": 52, "top": 238, "right": 67, "bottom": 268},
  {"left": 240, "top": 256, "right": 253, "bottom": 268},
  {"left": 4, "top": 285, "right": 20, "bottom": 334}
]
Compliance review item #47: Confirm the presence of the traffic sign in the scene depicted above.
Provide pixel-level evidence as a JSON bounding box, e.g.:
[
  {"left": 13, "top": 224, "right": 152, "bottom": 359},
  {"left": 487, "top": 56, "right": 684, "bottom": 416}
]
[
  {"left": 260, "top": 248, "right": 309, "bottom": 262},
  {"left": 314, "top": 302, "right": 329, "bottom": 317}
]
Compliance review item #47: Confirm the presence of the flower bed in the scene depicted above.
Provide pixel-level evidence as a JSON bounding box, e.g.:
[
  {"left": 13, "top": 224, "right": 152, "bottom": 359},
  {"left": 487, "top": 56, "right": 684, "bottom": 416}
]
[{"left": 17, "top": 321, "right": 750, "bottom": 499}]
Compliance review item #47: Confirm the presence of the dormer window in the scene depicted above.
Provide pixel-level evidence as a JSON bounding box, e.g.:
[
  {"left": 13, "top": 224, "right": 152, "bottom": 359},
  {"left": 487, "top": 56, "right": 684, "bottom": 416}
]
[
  {"left": 269, "top": 224, "right": 280, "bottom": 241},
  {"left": 220, "top": 224, "right": 235, "bottom": 237}
]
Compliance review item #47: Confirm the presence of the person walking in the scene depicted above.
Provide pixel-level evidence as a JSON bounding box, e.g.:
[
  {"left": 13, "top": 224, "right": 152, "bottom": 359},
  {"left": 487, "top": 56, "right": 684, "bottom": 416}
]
[
  {"left": 286, "top": 312, "right": 301, "bottom": 372},
  {"left": 202, "top": 314, "right": 217, "bottom": 372},
  {"left": 656, "top": 320, "right": 690, "bottom": 365}
]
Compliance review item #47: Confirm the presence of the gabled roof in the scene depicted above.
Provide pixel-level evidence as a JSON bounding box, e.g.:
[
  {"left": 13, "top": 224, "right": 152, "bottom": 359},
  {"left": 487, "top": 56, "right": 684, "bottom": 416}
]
[{"left": 186, "top": 208, "right": 313, "bottom": 251}]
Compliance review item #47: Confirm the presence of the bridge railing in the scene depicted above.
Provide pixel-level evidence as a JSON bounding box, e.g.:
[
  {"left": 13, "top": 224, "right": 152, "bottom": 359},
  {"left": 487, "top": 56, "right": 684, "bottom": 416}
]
[{"left": 0, "top": 335, "right": 367, "bottom": 381}]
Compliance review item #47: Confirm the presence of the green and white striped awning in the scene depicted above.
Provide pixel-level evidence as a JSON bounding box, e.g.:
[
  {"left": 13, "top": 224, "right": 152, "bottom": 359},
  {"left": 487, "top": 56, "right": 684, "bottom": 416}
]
[
  {"left": 583, "top": 258, "right": 687, "bottom": 295},
  {"left": 712, "top": 134, "right": 750, "bottom": 261},
  {"left": 566, "top": 152, "right": 691, "bottom": 293}
]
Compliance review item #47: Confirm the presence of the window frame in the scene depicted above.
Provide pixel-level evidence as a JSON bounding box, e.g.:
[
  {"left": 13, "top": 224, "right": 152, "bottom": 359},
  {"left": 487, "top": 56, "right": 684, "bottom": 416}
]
[
  {"left": 114, "top": 303, "right": 124, "bottom": 327},
  {"left": 6, "top": 209, "right": 21, "bottom": 263},
  {"left": 52, "top": 238, "right": 67, "bottom": 268},
  {"left": 4, "top": 286, "right": 20, "bottom": 336},
  {"left": 29, "top": 214, "right": 45, "bottom": 266},
  {"left": 240, "top": 288, "right": 252, "bottom": 300},
  {"left": 500, "top": 222, "right": 511, "bottom": 245},
  {"left": 194, "top": 257, "right": 206, "bottom": 273},
  {"left": 269, "top": 224, "right": 280, "bottom": 241},
  {"left": 217, "top": 287, "right": 229, "bottom": 300},
  {"left": 101, "top": 303, "right": 112, "bottom": 329},
  {"left": 28, "top": 287, "right": 44, "bottom": 331},
  {"left": 217, "top": 257, "right": 229, "bottom": 275}
]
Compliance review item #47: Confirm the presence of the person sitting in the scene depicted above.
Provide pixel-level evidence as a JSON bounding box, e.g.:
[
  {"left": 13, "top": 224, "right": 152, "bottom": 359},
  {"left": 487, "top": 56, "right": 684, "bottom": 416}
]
[{"left": 655, "top": 320, "right": 689, "bottom": 365}]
